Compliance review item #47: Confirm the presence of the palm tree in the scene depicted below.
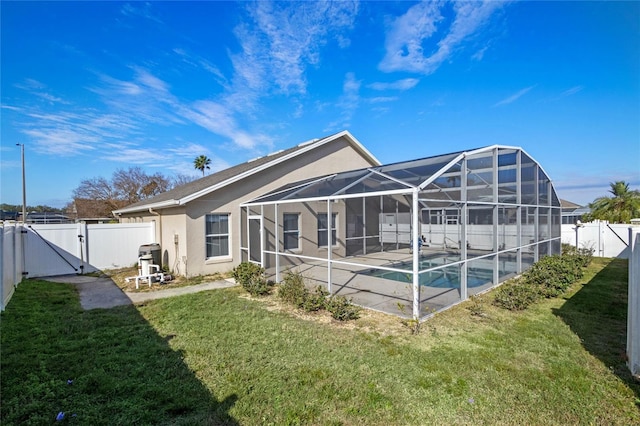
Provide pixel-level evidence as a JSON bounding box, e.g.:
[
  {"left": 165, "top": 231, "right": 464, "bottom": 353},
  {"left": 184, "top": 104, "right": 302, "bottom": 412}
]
[
  {"left": 193, "top": 155, "right": 211, "bottom": 177},
  {"left": 585, "top": 181, "right": 640, "bottom": 223}
]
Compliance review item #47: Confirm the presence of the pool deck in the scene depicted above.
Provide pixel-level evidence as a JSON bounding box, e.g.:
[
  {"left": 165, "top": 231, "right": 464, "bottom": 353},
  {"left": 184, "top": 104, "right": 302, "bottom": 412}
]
[{"left": 266, "top": 248, "right": 497, "bottom": 319}]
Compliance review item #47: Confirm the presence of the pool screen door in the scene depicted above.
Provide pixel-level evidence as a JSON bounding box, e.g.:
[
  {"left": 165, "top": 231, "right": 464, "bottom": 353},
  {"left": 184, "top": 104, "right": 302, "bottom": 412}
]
[{"left": 248, "top": 216, "right": 262, "bottom": 264}]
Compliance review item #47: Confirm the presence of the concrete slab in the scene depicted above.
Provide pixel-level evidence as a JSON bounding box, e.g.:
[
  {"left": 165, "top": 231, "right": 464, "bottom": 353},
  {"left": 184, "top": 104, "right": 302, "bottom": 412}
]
[
  {"left": 44, "top": 275, "right": 132, "bottom": 309},
  {"left": 42, "top": 275, "right": 238, "bottom": 310}
]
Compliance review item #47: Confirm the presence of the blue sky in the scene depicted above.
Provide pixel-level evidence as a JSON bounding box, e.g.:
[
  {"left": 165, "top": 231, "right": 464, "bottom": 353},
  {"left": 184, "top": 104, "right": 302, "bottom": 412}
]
[{"left": 1, "top": 1, "right": 638, "bottom": 209}]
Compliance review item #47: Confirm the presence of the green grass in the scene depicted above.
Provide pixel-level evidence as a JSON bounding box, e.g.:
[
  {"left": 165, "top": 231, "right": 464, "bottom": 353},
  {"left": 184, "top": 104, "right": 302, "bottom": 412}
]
[{"left": 2, "top": 258, "right": 639, "bottom": 425}]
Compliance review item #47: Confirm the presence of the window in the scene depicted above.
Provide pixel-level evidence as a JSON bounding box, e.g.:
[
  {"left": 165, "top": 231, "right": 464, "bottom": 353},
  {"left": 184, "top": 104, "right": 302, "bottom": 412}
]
[
  {"left": 318, "top": 213, "right": 337, "bottom": 247},
  {"left": 205, "top": 213, "right": 229, "bottom": 258},
  {"left": 283, "top": 213, "right": 300, "bottom": 250}
]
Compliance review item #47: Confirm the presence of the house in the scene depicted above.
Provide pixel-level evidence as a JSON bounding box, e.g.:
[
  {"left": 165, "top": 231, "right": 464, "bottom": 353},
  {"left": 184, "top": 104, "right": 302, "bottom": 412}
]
[
  {"left": 113, "top": 131, "right": 381, "bottom": 277},
  {"left": 560, "top": 199, "right": 590, "bottom": 224},
  {"left": 66, "top": 198, "right": 118, "bottom": 223}
]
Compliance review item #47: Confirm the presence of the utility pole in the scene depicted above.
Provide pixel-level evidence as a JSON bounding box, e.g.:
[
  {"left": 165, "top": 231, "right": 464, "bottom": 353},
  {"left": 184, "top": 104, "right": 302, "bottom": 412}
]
[{"left": 16, "top": 143, "right": 26, "bottom": 223}]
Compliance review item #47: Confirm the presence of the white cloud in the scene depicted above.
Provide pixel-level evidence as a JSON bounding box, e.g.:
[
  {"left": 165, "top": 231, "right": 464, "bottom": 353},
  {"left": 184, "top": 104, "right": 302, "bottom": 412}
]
[
  {"left": 235, "top": 1, "right": 359, "bottom": 96},
  {"left": 120, "top": 2, "right": 163, "bottom": 24},
  {"left": 493, "top": 85, "right": 535, "bottom": 107},
  {"left": 14, "top": 78, "right": 69, "bottom": 105},
  {"left": 324, "top": 72, "right": 361, "bottom": 131},
  {"left": 559, "top": 86, "right": 584, "bottom": 98},
  {"left": 368, "top": 96, "right": 399, "bottom": 103},
  {"left": 379, "top": 0, "right": 506, "bottom": 74},
  {"left": 368, "top": 78, "right": 420, "bottom": 91}
]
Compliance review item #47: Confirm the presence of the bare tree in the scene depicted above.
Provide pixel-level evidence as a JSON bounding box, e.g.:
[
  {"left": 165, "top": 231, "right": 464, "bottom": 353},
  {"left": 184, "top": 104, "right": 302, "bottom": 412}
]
[
  {"left": 72, "top": 176, "right": 122, "bottom": 212},
  {"left": 113, "top": 167, "right": 171, "bottom": 204},
  {"left": 172, "top": 173, "right": 197, "bottom": 188},
  {"left": 71, "top": 167, "right": 177, "bottom": 217}
]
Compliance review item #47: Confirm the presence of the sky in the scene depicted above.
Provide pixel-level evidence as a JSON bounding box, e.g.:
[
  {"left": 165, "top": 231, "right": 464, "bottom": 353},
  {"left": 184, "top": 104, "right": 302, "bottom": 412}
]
[{"left": 1, "top": 0, "right": 639, "bottom": 209}]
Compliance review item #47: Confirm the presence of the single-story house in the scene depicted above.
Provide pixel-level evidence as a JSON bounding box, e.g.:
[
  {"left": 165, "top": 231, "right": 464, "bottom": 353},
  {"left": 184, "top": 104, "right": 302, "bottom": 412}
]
[
  {"left": 113, "top": 131, "right": 381, "bottom": 276},
  {"left": 560, "top": 199, "right": 590, "bottom": 224}
]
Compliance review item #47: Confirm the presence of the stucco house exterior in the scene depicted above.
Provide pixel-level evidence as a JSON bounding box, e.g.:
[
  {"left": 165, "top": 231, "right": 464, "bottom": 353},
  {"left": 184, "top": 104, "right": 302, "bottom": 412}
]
[{"left": 113, "top": 131, "right": 380, "bottom": 277}]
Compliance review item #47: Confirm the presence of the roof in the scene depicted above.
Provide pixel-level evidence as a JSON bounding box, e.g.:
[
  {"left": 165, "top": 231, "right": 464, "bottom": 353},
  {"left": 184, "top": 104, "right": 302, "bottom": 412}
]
[
  {"left": 244, "top": 145, "right": 560, "bottom": 206},
  {"left": 560, "top": 199, "right": 582, "bottom": 210},
  {"left": 113, "top": 130, "right": 379, "bottom": 215}
]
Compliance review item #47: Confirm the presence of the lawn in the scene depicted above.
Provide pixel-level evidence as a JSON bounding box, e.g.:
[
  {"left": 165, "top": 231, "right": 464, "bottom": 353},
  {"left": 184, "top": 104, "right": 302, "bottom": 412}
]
[{"left": 2, "top": 258, "right": 639, "bottom": 425}]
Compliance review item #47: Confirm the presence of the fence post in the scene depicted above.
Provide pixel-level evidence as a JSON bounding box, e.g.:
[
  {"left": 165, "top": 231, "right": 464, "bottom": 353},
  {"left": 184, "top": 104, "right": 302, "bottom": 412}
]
[
  {"left": 0, "top": 225, "right": 5, "bottom": 311},
  {"left": 628, "top": 228, "right": 640, "bottom": 377}
]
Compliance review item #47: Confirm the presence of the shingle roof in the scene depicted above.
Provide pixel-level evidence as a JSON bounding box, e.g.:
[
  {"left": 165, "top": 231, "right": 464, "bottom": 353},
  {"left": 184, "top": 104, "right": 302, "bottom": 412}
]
[{"left": 113, "top": 130, "right": 379, "bottom": 214}]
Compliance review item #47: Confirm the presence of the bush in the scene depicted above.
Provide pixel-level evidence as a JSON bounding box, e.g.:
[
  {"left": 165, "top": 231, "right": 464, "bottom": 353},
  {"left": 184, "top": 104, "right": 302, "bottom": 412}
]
[
  {"left": 326, "top": 296, "right": 361, "bottom": 321},
  {"left": 278, "top": 271, "right": 308, "bottom": 307},
  {"left": 494, "top": 247, "right": 594, "bottom": 311},
  {"left": 301, "top": 286, "right": 329, "bottom": 312},
  {"left": 233, "top": 262, "right": 272, "bottom": 296},
  {"left": 493, "top": 278, "right": 542, "bottom": 311},
  {"left": 524, "top": 255, "right": 581, "bottom": 297},
  {"left": 245, "top": 276, "right": 275, "bottom": 296}
]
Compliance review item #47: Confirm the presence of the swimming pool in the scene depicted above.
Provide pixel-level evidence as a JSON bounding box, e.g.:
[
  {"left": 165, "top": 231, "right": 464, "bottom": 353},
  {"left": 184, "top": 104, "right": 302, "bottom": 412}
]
[{"left": 364, "top": 256, "right": 492, "bottom": 289}]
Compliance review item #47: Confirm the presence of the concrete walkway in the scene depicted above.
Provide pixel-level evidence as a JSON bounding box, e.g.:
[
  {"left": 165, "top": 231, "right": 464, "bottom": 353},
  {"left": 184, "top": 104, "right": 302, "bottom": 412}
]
[{"left": 43, "top": 275, "right": 237, "bottom": 310}]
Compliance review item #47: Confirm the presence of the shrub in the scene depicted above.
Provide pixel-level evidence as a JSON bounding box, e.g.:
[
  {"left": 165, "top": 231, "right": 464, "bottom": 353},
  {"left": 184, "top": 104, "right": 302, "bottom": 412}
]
[
  {"left": 278, "top": 271, "right": 308, "bottom": 307},
  {"left": 562, "top": 244, "right": 594, "bottom": 268},
  {"left": 326, "top": 296, "right": 361, "bottom": 321},
  {"left": 524, "top": 255, "right": 581, "bottom": 298},
  {"left": 233, "top": 262, "right": 272, "bottom": 296},
  {"left": 493, "top": 278, "right": 542, "bottom": 311},
  {"left": 301, "top": 286, "right": 329, "bottom": 312},
  {"left": 244, "top": 276, "right": 275, "bottom": 296}
]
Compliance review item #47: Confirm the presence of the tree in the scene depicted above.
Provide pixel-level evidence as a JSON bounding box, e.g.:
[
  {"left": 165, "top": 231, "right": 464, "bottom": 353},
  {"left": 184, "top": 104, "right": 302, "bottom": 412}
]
[
  {"left": 171, "top": 173, "right": 197, "bottom": 188},
  {"left": 112, "top": 167, "right": 170, "bottom": 204},
  {"left": 71, "top": 167, "right": 175, "bottom": 217},
  {"left": 194, "top": 155, "right": 211, "bottom": 177},
  {"left": 584, "top": 181, "right": 640, "bottom": 224}
]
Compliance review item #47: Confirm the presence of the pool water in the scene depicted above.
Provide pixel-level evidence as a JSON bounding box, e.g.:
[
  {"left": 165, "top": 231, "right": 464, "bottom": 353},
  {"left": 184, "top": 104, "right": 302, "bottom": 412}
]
[
  {"left": 369, "top": 268, "right": 491, "bottom": 288},
  {"left": 365, "top": 256, "right": 492, "bottom": 289}
]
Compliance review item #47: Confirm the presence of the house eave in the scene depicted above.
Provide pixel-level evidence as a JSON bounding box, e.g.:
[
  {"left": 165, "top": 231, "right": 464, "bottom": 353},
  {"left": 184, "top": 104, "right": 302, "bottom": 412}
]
[{"left": 112, "top": 199, "right": 180, "bottom": 215}]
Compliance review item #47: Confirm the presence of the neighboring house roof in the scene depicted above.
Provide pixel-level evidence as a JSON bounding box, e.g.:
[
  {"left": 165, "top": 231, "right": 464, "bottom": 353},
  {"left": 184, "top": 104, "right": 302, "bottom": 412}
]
[
  {"left": 560, "top": 199, "right": 582, "bottom": 210},
  {"left": 113, "top": 130, "right": 380, "bottom": 215},
  {"left": 72, "top": 198, "right": 121, "bottom": 220}
]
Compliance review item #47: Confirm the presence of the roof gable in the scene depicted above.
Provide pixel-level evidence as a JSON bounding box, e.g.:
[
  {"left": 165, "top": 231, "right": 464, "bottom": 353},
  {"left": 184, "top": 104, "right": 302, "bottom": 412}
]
[{"left": 113, "top": 130, "right": 379, "bottom": 214}]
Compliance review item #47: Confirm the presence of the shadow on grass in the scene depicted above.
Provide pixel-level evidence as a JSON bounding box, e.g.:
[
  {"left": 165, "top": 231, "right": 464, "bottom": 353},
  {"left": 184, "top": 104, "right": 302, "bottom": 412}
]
[
  {"left": 553, "top": 258, "right": 640, "bottom": 400},
  {"left": 0, "top": 280, "right": 238, "bottom": 425}
]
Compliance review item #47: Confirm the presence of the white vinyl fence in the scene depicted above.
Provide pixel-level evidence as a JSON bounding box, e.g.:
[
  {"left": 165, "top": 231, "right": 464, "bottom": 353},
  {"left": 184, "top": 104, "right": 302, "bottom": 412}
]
[
  {"left": 628, "top": 227, "right": 640, "bottom": 378},
  {"left": 1, "top": 222, "right": 155, "bottom": 310},
  {"left": 561, "top": 221, "right": 631, "bottom": 258}
]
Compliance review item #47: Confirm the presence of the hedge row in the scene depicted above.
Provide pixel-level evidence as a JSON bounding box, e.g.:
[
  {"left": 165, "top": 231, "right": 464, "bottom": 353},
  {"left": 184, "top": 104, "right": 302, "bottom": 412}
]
[
  {"left": 232, "top": 263, "right": 361, "bottom": 321},
  {"left": 493, "top": 245, "right": 593, "bottom": 311}
]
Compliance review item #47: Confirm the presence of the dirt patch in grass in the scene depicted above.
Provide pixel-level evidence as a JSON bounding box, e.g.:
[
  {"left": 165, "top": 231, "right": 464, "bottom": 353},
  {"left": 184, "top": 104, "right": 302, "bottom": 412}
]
[
  {"left": 98, "top": 267, "right": 233, "bottom": 293},
  {"left": 239, "top": 290, "right": 423, "bottom": 338}
]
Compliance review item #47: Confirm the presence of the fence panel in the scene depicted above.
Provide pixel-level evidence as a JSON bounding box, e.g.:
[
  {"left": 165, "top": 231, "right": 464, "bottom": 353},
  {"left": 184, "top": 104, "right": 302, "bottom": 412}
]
[
  {"left": 1, "top": 224, "right": 25, "bottom": 310},
  {"left": 86, "top": 223, "right": 156, "bottom": 270},
  {"left": 561, "top": 221, "right": 630, "bottom": 258},
  {"left": 2, "top": 222, "right": 156, "bottom": 281},
  {"left": 628, "top": 228, "right": 640, "bottom": 377},
  {"left": 25, "top": 224, "right": 84, "bottom": 277}
]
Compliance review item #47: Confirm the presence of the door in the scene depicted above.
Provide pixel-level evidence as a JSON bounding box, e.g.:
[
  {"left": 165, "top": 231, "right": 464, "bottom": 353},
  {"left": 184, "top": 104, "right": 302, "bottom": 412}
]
[{"left": 248, "top": 216, "right": 262, "bottom": 265}]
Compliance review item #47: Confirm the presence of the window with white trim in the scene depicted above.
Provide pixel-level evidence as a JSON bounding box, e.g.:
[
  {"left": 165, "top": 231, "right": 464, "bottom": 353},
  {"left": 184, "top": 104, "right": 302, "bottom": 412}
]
[
  {"left": 283, "top": 213, "right": 300, "bottom": 250},
  {"left": 205, "top": 213, "right": 230, "bottom": 258},
  {"left": 317, "top": 213, "right": 337, "bottom": 247}
]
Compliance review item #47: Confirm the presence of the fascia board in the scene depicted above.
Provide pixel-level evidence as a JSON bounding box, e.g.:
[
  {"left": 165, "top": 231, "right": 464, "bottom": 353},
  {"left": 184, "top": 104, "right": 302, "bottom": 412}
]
[{"left": 112, "top": 199, "right": 180, "bottom": 215}]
